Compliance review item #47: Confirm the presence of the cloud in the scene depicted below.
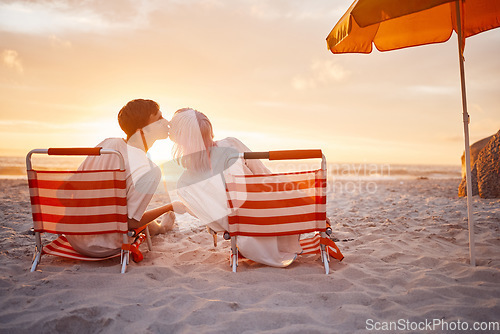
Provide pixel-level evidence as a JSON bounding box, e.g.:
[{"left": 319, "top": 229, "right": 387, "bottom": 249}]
[
  {"left": 244, "top": 0, "right": 348, "bottom": 21},
  {"left": 0, "top": 119, "right": 99, "bottom": 131},
  {"left": 407, "top": 85, "right": 455, "bottom": 96},
  {"left": 49, "top": 35, "right": 72, "bottom": 49},
  {"left": 1, "top": 49, "right": 23, "bottom": 73},
  {"left": 312, "top": 59, "right": 350, "bottom": 82},
  {"left": 0, "top": 1, "right": 155, "bottom": 35},
  {"left": 292, "top": 59, "right": 350, "bottom": 90},
  {"left": 470, "top": 118, "right": 500, "bottom": 136},
  {"left": 291, "top": 76, "right": 314, "bottom": 90}
]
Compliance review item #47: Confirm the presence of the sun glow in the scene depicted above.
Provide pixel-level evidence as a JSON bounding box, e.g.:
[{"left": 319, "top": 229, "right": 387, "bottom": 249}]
[{"left": 1, "top": 0, "right": 499, "bottom": 165}]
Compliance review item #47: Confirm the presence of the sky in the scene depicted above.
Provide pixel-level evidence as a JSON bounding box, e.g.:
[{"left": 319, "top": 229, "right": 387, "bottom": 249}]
[{"left": 0, "top": 0, "right": 499, "bottom": 166}]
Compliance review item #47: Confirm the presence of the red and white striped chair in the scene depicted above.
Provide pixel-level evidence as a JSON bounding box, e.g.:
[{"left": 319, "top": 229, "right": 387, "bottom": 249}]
[
  {"left": 26, "top": 147, "right": 151, "bottom": 274},
  {"left": 224, "top": 149, "right": 343, "bottom": 274}
]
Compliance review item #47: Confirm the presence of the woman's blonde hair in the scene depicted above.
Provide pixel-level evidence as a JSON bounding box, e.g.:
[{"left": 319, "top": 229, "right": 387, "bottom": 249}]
[{"left": 169, "top": 108, "right": 215, "bottom": 172}]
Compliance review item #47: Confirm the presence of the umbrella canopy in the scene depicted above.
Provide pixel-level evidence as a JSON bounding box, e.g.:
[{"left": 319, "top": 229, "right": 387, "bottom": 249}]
[
  {"left": 326, "top": 0, "right": 500, "bottom": 266},
  {"left": 327, "top": 0, "right": 500, "bottom": 54}
]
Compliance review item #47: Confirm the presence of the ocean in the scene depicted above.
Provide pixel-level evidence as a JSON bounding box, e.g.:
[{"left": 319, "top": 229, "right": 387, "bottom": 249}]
[
  {"left": 0, "top": 155, "right": 87, "bottom": 179},
  {"left": 1, "top": 155, "right": 461, "bottom": 181}
]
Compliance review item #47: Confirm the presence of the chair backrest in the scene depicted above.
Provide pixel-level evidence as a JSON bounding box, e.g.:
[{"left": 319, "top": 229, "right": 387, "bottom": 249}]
[
  {"left": 27, "top": 148, "right": 127, "bottom": 236},
  {"left": 225, "top": 169, "right": 327, "bottom": 237}
]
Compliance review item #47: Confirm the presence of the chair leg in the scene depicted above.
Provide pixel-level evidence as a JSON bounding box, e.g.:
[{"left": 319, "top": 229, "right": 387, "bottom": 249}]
[
  {"left": 230, "top": 236, "right": 238, "bottom": 273},
  {"left": 232, "top": 254, "right": 238, "bottom": 273},
  {"left": 120, "top": 250, "right": 129, "bottom": 274},
  {"left": 30, "top": 232, "right": 43, "bottom": 272},
  {"left": 120, "top": 234, "right": 129, "bottom": 274},
  {"left": 30, "top": 246, "right": 42, "bottom": 272},
  {"left": 320, "top": 231, "right": 330, "bottom": 275},
  {"left": 321, "top": 249, "right": 330, "bottom": 275}
]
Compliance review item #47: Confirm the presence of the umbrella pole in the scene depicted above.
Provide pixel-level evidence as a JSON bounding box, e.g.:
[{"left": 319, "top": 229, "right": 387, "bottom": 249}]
[{"left": 456, "top": 0, "right": 475, "bottom": 266}]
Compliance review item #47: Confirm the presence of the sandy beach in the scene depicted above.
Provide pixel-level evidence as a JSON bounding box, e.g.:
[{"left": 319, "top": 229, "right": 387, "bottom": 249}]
[{"left": 1, "top": 177, "right": 499, "bottom": 333}]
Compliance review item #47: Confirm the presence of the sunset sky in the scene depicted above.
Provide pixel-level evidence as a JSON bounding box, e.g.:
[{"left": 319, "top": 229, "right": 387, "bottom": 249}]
[{"left": 1, "top": 0, "right": 499, "bottom": 165}]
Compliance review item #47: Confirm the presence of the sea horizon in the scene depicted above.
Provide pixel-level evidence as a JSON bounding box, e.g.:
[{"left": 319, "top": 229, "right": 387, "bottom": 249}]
[{"left": 1, "top": 154, "right": 461, "bottom": 181}]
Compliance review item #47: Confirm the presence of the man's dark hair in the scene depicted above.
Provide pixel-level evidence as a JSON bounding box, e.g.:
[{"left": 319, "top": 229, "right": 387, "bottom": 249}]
[{"left": 118, "top": 99, "right": 160, "bottom": 138}]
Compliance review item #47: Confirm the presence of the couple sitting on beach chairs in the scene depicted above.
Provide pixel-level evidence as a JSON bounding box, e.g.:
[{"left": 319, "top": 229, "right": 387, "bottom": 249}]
[{"left": 65, "top": 98, "right": 304, "bottom": 268}]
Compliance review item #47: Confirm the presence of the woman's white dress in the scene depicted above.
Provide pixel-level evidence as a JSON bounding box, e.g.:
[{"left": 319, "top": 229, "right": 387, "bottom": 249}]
[{"left": 176, "top": 137, "right": 302, "bottom": 267}]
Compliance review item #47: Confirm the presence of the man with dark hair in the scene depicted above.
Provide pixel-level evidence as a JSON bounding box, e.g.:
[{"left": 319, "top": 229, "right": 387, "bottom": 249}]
[
  {"left": 66, "top": 99, "right": 186, "bottom": 258},
  {"left": 118, "top": 99, "right": 161, "bottom": 139}
]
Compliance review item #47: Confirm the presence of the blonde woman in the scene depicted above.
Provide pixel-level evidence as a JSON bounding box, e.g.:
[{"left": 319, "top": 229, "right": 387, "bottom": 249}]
[{"left": 169, "top": 108, "right": 302, "bottom": 267}]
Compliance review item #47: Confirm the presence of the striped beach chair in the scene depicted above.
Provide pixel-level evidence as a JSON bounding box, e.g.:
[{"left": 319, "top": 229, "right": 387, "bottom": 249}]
[
  {"left": 224, "top": 149, "right": 343, "bottom": 274},
  {"left": 26, "top": 147, "right": 151, "bottom": 274}
]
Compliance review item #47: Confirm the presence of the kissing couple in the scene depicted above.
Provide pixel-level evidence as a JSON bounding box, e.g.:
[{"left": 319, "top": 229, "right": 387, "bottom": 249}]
[{"left": 66, "top": 99, "right": 302, "bottom": 268}]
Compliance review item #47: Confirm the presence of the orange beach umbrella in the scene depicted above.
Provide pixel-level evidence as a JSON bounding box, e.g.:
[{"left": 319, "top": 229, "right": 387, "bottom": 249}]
[{"left": 327, "top": 0, "right": 500, "bottom": 266}]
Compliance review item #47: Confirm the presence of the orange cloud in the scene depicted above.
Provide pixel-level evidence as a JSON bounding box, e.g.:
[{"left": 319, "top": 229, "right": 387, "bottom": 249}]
[
  {"left": 292, "top": 59, "right": 350, "bottom": 90},
  {"left": 1, "top": 49, "right": 23, "bottom": 73}
]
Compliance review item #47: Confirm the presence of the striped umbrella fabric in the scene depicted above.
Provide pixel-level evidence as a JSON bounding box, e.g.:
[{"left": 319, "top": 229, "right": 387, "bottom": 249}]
[
  {"left": 28, "top": 169, "right": 128, "bottom": 236},
  {"left": 225, "top": 169, "right": 327, "bottom": 237}
]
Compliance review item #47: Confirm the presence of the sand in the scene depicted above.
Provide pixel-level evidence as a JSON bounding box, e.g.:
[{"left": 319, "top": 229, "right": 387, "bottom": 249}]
[{"left": 1, "top": 177, "right": 499, "bottom": 333}]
